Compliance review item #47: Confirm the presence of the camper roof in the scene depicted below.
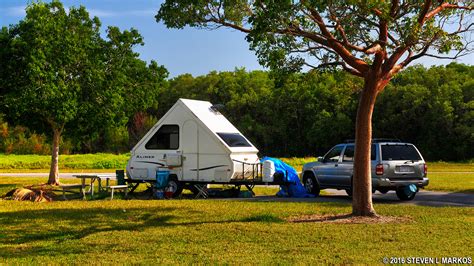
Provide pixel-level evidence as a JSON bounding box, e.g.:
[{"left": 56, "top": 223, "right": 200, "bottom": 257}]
[
  {"left": 178, "top": 99, "right": 257, "bottom": 151},
  {"left": 131, "top": 98, "right": 258, "bottom": 153},
  {"left": 179, "top": 99, "right": 239, "bottom": 133}
]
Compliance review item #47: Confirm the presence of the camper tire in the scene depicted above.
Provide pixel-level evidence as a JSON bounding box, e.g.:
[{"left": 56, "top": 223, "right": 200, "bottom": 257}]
[{"left": 167, "top": 175, "right": 183, "bottom": 198}]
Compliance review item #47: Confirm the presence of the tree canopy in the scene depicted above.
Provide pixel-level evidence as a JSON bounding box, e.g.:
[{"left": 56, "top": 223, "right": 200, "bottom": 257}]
[
  {"left": 157, "top": 1, "right": 473, "bottom": 76},
  {"left": 0, "top": 1, "right": 167, "bottom": 183}
]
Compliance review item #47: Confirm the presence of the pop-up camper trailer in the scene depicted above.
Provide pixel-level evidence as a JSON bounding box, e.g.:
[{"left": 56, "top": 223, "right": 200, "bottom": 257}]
[{"left": 127, "top": 98, "right": 267, "bottom": 196}]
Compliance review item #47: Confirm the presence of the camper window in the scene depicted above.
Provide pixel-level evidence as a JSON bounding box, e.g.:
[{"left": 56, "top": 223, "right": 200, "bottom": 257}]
[
  {"left": 145, "top": 125, "right": 179, "bottom": 150},
  {"left": 217, "top": 133, "right": 252, "bottom": 147}
]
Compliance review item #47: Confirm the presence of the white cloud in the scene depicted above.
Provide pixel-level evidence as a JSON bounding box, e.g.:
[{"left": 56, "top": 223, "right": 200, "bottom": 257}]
[
  {"left": 87, "top": 9, "right": 156, "bottom": 18},
  {"left": 2, "top": 5, "right": 156, "bottom": 19},
  {"left": 87, "top": 8, "right": 118, "bottom": 18}
]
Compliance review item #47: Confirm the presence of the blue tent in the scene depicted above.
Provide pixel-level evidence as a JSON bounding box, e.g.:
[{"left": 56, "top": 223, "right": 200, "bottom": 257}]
[{"left": 260, "top": 157, "right": 314, "bottom": 198}]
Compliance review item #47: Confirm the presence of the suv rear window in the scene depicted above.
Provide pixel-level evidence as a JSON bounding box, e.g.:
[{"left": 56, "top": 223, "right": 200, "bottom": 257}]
[
  {"left": 216, "top": 133, "right": 252, "bottom": 147},
  {"left": 381, "top": 144, "right": 421, "bottom": 161}
]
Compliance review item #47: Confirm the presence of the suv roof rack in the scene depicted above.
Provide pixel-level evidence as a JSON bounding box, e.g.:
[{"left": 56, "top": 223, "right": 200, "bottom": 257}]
[{"left": 344, "top": 138, "right": 402, "bottom": 143}]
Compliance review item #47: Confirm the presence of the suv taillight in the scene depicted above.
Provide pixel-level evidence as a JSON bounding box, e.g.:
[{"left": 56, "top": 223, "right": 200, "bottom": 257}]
[
  {"left": 424, "top": 164, "right": 428, "bottom": 176},
  {"left": 376, "top": 164, "right": 384, "bottom": 175}
]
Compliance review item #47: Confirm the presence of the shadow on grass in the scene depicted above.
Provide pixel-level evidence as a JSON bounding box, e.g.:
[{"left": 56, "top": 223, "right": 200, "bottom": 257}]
[
  {"left": 240, "top": 214, "right": 285, "bottom": 223},
  {"left": 0, "top": 205, "right": 285, "bottom": 259}
]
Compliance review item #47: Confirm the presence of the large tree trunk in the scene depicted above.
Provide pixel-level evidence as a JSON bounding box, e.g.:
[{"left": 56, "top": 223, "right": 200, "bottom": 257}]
[
  {"left": 352, "top": 75, "right": 383, "bottom": 216},
  {"left": 48, "top": 127, "right": 62, "bottom": 185}
]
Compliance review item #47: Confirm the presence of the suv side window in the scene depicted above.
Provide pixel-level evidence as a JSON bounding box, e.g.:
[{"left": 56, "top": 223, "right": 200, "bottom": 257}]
[
  {"left": 341, "top": 144, "right": 376, "bottom": 161},
  {"left": 324, "top": 146, "right": 344, "bottom": 162},
  {"left": 371, "top": 144, "right": 376, "bottom": 161},
  {"left": 343, "top": 145, "right": 354, "bottom": 162}
]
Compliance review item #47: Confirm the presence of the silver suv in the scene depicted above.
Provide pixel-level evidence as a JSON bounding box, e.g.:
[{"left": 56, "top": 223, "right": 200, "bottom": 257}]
[{"left": 302, "top": 139, "right": 429, "bottom": 200}]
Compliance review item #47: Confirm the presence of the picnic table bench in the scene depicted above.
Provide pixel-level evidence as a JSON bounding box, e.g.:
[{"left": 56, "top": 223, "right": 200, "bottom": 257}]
[{"left": 60, "top": 183, "right": 90, "bottom": 200}]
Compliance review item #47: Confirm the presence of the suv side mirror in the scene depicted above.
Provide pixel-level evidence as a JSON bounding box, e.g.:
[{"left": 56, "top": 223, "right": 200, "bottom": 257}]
[{"left": 317, "top": 156, "right": 324, "bottom": 162}]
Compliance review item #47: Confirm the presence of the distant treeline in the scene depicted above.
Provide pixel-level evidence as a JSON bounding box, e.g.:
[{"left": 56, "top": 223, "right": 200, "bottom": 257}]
[{"left": 1, "top": 63, "right": 472, "bottom": 161}]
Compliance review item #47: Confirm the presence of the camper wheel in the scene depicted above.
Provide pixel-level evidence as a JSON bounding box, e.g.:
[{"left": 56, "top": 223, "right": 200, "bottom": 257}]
[{"left": 167, "top": 175, "right": 183, "bottom": 198}]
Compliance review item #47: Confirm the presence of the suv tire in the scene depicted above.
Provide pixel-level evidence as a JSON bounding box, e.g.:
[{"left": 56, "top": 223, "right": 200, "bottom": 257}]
[
  {"left": 396, "top": 186, "right": 417, "bottom": 201},
  {"left": 345, "top": 177, "right": 353, "bottom": 197},
  {"left": 303, "top": 172, "right": 320, "bottom": 197}
]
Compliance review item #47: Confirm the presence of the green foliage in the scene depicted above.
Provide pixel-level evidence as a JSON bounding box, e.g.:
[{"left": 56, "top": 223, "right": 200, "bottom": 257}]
[
  {"left": 1, "top": 62, "right": 472, "bottom": 160},
  {"left": 152, "top": 64, "right": 472, "bottom": 160},
  {"left": 374, "top": 63, "right": 474, "bottom": 160},
  {"left": 1, "top": 2, "right": 101, "bottom": 128},
  {"left": 0, "top": 1, "right": 168, "bottom": 158},
  {"left": 0, "top": 116, "right": 50, "bottom": 155},
  {"left": 156, "top": 1, "right": 473, "bottom": 73}
]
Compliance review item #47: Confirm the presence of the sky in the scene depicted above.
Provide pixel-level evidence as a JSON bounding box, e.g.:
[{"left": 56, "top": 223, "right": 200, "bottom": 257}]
[{"left": 0, "top": 0, "right": 472, "bottom": 78}]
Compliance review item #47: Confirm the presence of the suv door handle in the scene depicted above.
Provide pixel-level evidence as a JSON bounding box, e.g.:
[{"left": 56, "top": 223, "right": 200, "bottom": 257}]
[{"left": 335, "top": 164, "right": 338, "bottom": 167}]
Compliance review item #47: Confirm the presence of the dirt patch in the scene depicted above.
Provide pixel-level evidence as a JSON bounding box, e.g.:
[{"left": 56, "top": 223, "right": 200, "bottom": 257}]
[{"left": 287, "top": 213, "right": 412, "bottom": 224}]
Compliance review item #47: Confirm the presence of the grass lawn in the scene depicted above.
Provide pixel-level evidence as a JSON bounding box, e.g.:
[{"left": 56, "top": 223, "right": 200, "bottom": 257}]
[
  {"left": 0, "top": 171, "right": 472, "bottom": 263},
  {"left": 0, "top": 153, "right": 130, "bottom": 170},
  {"left": 426, "top": 172, "right": 474, "bottom": 193},
  {"left": 0, "top": 199, "right": 472, "bottom": 264}
]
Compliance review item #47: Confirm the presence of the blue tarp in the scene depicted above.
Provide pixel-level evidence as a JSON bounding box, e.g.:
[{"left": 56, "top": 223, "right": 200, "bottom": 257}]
[{"left": 260, "top": 157, "right": 314, "bottom": 198}]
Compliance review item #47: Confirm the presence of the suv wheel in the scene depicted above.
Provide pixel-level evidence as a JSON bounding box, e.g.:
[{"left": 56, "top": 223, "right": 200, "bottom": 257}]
[
  {"left": 345, "top": 177, "right": 353, "bottom": 197},
  {"left": 303, "top": 172, "right": 320, "bottom": 197},
  {"left": 345, "top": 189, "right": 352, "bottom": 197},
  {"left": 396, "top": 185, "right": 417, "bottom": 201}
]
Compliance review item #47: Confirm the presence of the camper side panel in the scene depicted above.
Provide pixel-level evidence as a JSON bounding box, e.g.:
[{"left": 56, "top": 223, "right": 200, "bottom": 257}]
[
  {"left": 127, "top": 104, "right": 188, "bottom": 181},
  {"left": 181, "top": 122, "right": 231, "bottom": 182}
]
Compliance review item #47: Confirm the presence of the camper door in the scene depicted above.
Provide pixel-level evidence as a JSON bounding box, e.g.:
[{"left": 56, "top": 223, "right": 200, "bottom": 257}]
[{"left": 182, "top": 120, "right": 199, "bottom": 180}]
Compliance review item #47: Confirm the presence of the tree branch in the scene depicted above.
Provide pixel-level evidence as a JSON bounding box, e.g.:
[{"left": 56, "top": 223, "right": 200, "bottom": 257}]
[
  {"left": 206, "top": 18, "right": 252, "bottom": 33},
  {"left": 424, "top": 2, "right": 473, "bottom": 23},
  {"left": 309, "top": 61, "right": 364, "bottom": 77},
  {"left": 304, "top": 5, "right": 369, "bottom": 73},
  {"left": 418, "top": 0, "right": 433, "bottom": 24}
]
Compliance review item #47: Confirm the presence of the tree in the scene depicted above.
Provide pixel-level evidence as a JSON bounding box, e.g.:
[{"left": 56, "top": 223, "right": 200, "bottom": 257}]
[
  {"left": 0, "top": 1, "right": 167, "bottom": 184},
  {"left": 156, "top": 1, "right": 473, "bottom": 216}
]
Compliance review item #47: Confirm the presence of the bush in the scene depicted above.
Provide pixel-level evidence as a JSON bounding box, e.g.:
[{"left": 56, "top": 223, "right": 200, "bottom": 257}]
[{"left": 0, "top": 116, "right": 51, "bottom": 155}]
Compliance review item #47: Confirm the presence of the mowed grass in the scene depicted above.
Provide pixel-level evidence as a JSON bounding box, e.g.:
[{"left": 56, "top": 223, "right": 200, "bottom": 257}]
[
  {"left": 0, "top": 168, "right": 472, "bottom": 263},
  {"left": 0, "top": 199, "right": 472, "bottom": 264},
  {"left": 428, "top": 162, "right": 474, "bottom": 172},
  {"left": 0, "top": 153, "right": 129, "bottom": 170},
  {"left": 0, "top": 154, "right": 315, "bottom": 171},
  {"left": 427, "top": 172, "right": 474, "bottom": 193}
]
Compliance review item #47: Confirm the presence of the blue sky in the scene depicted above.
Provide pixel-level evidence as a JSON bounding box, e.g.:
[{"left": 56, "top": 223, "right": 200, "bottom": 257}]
[{"left": 1, "top": 0, "right": 472, "bottom": 77}]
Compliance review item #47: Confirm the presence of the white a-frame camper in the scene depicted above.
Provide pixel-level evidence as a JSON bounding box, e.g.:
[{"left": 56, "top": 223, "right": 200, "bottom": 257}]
[{"left": 127, "top": 98, "right": 261, "bottom": 196}]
